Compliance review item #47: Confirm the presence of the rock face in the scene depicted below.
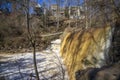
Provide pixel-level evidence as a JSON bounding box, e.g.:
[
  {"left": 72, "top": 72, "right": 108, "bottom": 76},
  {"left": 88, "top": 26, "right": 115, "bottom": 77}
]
[
  {"left": 60, "top": 25, "right": 113, "bottom": 80},
  {"left": 75, "top": 62, "right": 120, "bottom": 80},
  {"left": 75, "top": 23, "right": 120, "bottom": 80},
  {"left": 108, "top": 23, "right": 120, "bottom": 63}
]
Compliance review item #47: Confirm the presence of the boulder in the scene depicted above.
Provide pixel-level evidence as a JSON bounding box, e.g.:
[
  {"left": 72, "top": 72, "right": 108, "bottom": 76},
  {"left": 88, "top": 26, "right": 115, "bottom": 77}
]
[{"left": 75, "top": 62, "right": 120, "bottom": 80}]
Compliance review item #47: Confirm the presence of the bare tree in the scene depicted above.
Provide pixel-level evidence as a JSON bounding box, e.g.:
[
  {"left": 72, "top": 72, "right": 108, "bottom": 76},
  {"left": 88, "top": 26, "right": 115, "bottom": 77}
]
[
  {"left": 55, "top": 0, "right": 60, "bottom": 29},
  {"left": 26, "top": 0, "right": 40, "bottom": 80},
  {"left": 84, "top": 0, "right": 88, "bottom": 28},
  {"left": 64, "top": 0, "right": 72, "bottom": 27}
]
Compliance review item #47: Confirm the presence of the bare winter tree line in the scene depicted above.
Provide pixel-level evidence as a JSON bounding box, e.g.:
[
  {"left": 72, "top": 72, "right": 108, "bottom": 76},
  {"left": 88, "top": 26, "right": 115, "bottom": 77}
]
[
  {"left": 0, "top": 0, "right": 119, "bottom": 80},
  {"left": 15, "top": 0, "right": 120, "bottom": 79}
]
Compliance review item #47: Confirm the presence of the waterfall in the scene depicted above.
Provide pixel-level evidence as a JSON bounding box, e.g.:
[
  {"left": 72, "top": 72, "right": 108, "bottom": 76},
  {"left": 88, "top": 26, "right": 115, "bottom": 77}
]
[{"left": 60, "top": 25, "right": 113, "bottom": 80}]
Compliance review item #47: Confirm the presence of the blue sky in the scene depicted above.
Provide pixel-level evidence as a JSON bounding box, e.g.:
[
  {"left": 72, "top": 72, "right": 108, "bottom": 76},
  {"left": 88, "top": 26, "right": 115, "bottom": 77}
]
[
  {"left": 0, "top": 2, "right": 12, "bottom": 12},
  {"left": 38, "top": 0, "right": 56, "bottom": 4},
  {"left": 38, "top": 0, "right": 83, "bottom": 7},
  {"left": 0, "top": 0, "right": 83, "bottom": 14}
]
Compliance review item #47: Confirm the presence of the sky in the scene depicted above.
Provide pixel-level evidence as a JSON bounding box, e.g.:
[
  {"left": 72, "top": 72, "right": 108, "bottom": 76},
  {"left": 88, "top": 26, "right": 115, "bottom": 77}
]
[
  {"left": 0, "top": 2, "right": 12, "bottom": 12},
  {"left": 38, "top": 0, "right": 83, "bottom": 7},
  {"left": 38, "top": 0, "right": 56, "bottom": 4},
  {"left": 0, "top": 0, "right": 83, "bottom": 14}
]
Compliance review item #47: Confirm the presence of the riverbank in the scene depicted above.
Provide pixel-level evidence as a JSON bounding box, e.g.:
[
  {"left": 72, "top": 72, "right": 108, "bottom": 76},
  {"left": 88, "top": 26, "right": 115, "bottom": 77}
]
[{"left": 0, "top": 39, "right": 68, "bottom": 80}]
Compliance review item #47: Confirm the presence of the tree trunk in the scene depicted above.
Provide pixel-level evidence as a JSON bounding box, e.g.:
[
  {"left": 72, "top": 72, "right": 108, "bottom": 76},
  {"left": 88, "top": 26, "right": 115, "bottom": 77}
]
[
  {"left": 26, "top": 0, "right": 40, "bottom": 80},
  {"left": 84, "top": 0, "right": 88, "bottom": 28},
  {"left": 57, "top": 0, "right": 60, "bottom": 29},
  {"left": 33, "top": 42, "right": 40, "bottom": 80}
]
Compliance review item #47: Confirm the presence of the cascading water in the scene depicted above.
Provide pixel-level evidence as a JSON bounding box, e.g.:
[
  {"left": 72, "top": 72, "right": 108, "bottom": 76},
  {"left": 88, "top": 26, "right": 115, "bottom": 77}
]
[{"left": 60, "top": 25, "right": 113, "bottom": 80}]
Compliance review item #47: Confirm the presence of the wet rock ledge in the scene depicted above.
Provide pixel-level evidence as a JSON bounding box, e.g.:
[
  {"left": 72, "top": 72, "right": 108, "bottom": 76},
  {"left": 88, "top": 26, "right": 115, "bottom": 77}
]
[{"left": 75, "top": 62, "right": 120, "bottom": 80}]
